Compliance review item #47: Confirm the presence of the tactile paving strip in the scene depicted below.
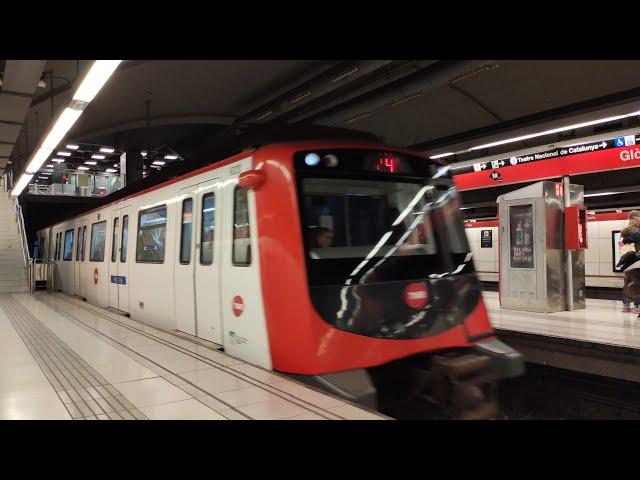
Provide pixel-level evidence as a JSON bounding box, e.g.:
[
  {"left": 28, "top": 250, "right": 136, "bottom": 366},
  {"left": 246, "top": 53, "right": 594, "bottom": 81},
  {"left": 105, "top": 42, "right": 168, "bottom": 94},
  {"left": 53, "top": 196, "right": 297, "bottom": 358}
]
[{"left": 0, "top": 295, "right": 148, "bottom": 420}]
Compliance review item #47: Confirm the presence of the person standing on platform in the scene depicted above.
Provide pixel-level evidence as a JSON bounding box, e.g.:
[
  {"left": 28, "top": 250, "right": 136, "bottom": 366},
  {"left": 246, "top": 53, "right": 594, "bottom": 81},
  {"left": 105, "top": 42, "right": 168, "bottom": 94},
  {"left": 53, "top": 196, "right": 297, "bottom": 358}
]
[{"left": 619, "top": 210, "right": 640, "bottom": 313}]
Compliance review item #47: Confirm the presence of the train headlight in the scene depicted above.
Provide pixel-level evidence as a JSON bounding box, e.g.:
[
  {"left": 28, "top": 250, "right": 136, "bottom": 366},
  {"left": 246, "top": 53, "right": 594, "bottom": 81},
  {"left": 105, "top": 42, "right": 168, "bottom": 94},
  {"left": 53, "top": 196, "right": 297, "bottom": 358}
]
[
  {"left": 305, "top": 153, "right": 321, "bottom": 166},
  {"left": 323, "top": 154, "right": 339, "bottom": 167}
]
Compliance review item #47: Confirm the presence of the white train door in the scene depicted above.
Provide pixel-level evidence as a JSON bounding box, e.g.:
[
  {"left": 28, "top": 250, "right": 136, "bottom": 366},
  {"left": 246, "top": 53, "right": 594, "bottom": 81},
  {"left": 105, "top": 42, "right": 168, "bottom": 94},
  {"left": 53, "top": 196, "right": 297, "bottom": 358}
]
[
  {"left": 220, "top": 176, "right": 271, "bottom": 369},
  {"left": 174, "top": 180, "right": 222, "bottom": 343},
  {"left": 108, "top": 207, "right": 131, "bottom": 313}
]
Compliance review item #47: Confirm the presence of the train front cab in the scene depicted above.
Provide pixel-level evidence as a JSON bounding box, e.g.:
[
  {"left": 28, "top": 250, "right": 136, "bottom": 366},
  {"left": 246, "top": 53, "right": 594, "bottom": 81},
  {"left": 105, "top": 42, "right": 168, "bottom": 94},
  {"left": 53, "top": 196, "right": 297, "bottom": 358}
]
[{"left": 253, "top": 142, "right": 524, "bottom": 419}]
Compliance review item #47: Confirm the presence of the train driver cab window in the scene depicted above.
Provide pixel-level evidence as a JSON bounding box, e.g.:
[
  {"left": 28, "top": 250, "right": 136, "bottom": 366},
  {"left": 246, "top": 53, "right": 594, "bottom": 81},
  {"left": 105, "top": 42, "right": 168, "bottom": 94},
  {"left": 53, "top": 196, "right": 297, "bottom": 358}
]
[
  {"left": 301, "top": 178, "right": 438, "bottom": 261},
  {"left": 136, "top": 205, "right": 167, "bottom": 263},
  {"left": 90, "top": 221, "right": 107, "bottom": 262},
  {"left": 200, "top": 193, "right": 215, "bottom": 265},
  {"left": 111, "top": 217, "right": 119, "bottom": 262},
  {"left": 180, "top": 199, "right": 193, "bottom": 264},
  {"left": 120, "top": 215, "right": 129, "bottom": 263},
  {"left": 63, "top": 229, "right": 74, "bottom": 261},
  {"left": 232, "top": 187, "right": 251, "bottom": 266}
]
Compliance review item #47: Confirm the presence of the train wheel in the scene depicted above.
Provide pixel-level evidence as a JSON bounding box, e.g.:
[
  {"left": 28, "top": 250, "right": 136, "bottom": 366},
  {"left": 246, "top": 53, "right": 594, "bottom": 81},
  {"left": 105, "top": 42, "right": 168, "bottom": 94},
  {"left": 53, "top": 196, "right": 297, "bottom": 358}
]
[{"left": 368, "top": 353, "right": 499, "bottom": 420}]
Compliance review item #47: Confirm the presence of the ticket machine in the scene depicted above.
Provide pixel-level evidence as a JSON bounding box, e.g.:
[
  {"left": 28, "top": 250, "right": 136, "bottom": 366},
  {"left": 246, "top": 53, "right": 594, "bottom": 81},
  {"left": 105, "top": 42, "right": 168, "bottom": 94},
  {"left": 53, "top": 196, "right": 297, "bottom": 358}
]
[{"left": 497, "top": 180, "right": 586, "bottom": 313}]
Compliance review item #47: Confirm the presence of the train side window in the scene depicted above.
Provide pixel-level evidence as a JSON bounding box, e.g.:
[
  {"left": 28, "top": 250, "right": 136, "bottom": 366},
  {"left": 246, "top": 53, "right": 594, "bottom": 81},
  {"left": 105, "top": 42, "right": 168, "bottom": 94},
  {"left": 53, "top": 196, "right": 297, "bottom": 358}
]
[
  {"left": 76, "top": 227, "right": 82, "bottom": 261},
  {"left": 90, "top": 221, "right": 107, "bottom": 262},
  {"left": 120, "top": 215, "right": 129, "bottom": 263},
  {"left": 200, "top": 193, "right": 215, "bottom": 265},
  {"left": 63, "top": 229, "right": 74, "bottom": 261},
  {"left": 81, "top": 226, "right": 87, "bottom": 261},
  {"left": 232, "top": 186, "right": 251, "bottom": 266},
  {"left": 180, "top": 198, "right": 193, "bottom": 264},
  {"left": 136, "top": 205, "right": 167, "bottom": 263},
  {"left": 111, "top": 217, "right": 119, "bottom": 262}
]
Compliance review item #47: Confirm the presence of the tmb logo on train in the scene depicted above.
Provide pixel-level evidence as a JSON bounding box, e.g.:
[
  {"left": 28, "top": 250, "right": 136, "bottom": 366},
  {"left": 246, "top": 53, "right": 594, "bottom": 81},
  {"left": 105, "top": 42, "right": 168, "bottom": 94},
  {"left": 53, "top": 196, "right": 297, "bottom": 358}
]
[
  {"left": 403, "top": 282, "right": 429, "bottom": 309},
  {"left": 232, "top": 295, "right": 244, "bottom": 317}
]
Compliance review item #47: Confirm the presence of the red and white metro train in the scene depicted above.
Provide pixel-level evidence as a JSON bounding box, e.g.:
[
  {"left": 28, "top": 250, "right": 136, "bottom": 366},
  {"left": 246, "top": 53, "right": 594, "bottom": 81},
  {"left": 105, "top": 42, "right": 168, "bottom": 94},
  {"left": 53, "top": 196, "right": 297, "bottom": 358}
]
[{"left": 37, "top": 139, "right": 523, "bottom": 419}]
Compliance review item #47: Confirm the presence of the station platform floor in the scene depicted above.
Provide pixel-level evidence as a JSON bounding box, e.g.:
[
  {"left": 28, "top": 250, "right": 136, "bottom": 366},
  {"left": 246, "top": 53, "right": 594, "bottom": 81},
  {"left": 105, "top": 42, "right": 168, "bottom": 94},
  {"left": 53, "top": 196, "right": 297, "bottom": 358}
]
[
  {"left": 0, "top": 292, "right": 388, "bottom": 420},
  {"left": 484, "top": 291, "right": 640, "bottom": 350}
]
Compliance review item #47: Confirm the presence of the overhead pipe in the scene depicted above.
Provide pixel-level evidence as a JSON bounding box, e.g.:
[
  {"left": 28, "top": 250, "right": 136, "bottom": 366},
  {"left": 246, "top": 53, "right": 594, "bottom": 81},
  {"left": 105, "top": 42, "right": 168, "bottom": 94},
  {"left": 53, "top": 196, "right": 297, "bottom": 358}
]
[
  {"left": 232, "top": 60, "right": 397, "bottom": 126},
  {"left": 309, "top": 60, "right": 499, "bottom": 127}
]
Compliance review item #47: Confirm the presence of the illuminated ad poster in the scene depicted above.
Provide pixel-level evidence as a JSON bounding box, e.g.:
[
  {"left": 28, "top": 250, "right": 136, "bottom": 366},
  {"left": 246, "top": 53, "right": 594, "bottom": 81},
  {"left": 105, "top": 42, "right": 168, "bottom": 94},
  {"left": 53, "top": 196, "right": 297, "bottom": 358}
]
[
  {"left": 481, "top": 229, "right": 493, "bottom": 248},
  {"left": 510, "top": 204, "right": 534, "bottom": 268},
  {"left": 612, "top": 230, "right": 636, "bottom": 272}
]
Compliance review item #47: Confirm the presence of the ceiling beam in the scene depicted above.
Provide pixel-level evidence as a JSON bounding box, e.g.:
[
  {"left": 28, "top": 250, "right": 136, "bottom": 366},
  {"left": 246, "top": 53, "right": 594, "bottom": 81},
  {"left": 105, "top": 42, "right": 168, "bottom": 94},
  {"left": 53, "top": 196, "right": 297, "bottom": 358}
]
[{"left": 408, "top": 85, "right": 640, "bottom": 153}]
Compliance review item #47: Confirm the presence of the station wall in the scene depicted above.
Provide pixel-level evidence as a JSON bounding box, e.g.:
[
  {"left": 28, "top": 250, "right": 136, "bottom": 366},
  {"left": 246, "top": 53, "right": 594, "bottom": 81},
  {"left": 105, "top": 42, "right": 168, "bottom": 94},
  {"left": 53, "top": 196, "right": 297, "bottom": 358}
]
[{"left": 465, "top": 216, "right": 627, "bottom": 288}]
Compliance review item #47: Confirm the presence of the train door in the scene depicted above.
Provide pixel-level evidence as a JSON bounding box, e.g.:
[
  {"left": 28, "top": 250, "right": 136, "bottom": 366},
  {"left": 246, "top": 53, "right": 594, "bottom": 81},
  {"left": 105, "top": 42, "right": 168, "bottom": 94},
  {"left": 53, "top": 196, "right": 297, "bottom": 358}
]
[
  {"left": 79, "top": 224, "right": 88, "bottom": 299},
  {"left": 174, "top": 180, "right": 222, "bottom": 343},
  {"left": 108, "top": 206, "right": 131, "bottom": 313},
  {"left": 220, "top": 176, "right": 272, "bottom": 369}
]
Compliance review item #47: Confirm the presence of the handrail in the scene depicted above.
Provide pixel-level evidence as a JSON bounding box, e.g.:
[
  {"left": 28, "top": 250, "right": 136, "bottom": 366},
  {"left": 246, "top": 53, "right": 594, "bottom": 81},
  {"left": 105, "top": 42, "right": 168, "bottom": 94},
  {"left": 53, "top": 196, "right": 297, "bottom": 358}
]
[{"left": 14, "top": 197, "right": 31, "bottom": 269}]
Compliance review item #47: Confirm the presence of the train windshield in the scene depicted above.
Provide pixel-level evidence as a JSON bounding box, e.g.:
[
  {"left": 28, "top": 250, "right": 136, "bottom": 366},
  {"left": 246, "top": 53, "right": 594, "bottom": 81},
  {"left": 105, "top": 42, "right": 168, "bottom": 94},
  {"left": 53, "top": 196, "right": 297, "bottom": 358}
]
[{"left": 295, "top": 149, "right": 479, "bottom": 339}]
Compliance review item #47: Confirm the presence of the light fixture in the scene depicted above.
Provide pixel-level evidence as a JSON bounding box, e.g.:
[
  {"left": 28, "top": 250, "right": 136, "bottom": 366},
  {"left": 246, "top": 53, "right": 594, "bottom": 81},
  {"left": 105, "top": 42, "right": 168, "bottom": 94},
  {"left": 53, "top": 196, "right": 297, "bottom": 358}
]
[
  {"left": 38, "top": 74, "right": 47, "bottom": 88},
  {"left": 12, "top": 61, "right": 122, "bottom": 196},
  {"left": 73, "top": 60, "right": 122, "bottom": 103},
  {"left": 152, "top": 160, "right": 166, "bottom": 166},
  {"left": 66, "top": 144, "right": 79, "bottom": 150},
  {"left": 583, "top": 192, "right": 618, "bottom": 198},
  {"left": 99, "top": 147, "right": 114, "bottom": 153},
  {"left": 429, "top": 152, "right": 455, "bottom": 159},
  {"left": 40, "top": 172, "right": 51, "bottom": 175},
  {"left": 51, "top": 158, "right": 65, "bottom": 163},
  {"left": 105, "top": 168, "right": 117, "bottom": 173},
  {"left": 141, "top": 151, "right": 147, "bottom": 157},
  {"left": 77, "top": 166, "right": 90, "bottom": 171},
  {"left": 112, "top": 164, "right": 119, "bottom": 168},
  {"left": 84, "top": 161, "right": 97, "bottom": 165},
  {"left": 46, "top": 164, "right": 54, "bottom": 168},
  {"left": 12, "top": 174, "right": 33, "bottom": 195},
  {"left": 91, "top": 154, "right": 105, "bottom": 159},
  {"left": 468, "top": 110, "right": 640, "bottom": 151},
  {"left": 164, "top": 155, "right": 178, "bottom": 160}
]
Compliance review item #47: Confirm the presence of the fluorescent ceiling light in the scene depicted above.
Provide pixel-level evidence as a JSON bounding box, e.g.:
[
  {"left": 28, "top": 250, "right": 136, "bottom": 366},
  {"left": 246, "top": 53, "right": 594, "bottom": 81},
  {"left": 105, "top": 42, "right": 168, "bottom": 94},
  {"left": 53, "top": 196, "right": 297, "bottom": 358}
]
[
  {"left": 57, "top": 151, "right": 72, "bottom": 156},
  {"left": 66, "top": 144, "right": 79, "bottom": 150},
  {"left": 91, "top": 154, "right": 105, "bottom": 159},
  {"left": 429, "top": 152, "right": 455, "bottom": 159},
  {"left": 46, "top": 164, "right": 54, "bottom": 168},
  {"left": 99, "top": 147, "right": 114, "bottom": 153},
  {"left": 41, "top": 172, "right": 51, "bottom": 175},
  {"left": 141, "top": 151, "right": 147, "bottom": 156},
  {"left": 25, "top": 148, "right": 53, "bottom": 174},
  {"left": 584, "top": 192, "right": 618, "bottom": 198},
  {"left": 164, "top": 155, "right": 177, "bottom": 160},
  {"left": 113, "top": 164, "right": 119, "bottom": 168},
  {"left": 77, "top": 166, "right": 90, "bottom": 171},
  {"left": 84, "top": 161, "right": 97, "bottom": 165},
  {"left": 38, "top": 176, "right": 48, "bottom": 180},
  {"left": 73, "top": 60, "right": 122, "bottom": 103},
  {"left": 105, "top": 168, "right": 117, "bottom": 173},
  {"left": 153, "top": 160, "right": 165, "bottom": 165},
  {"left": 11, "top": 174, "right": 34, "bottom": 197},
  {"left": 52, "top": 158, "right": 65, "bottom": 163},
  {"left": 468, "top": 111, "right": 640, "bottom": 151}
]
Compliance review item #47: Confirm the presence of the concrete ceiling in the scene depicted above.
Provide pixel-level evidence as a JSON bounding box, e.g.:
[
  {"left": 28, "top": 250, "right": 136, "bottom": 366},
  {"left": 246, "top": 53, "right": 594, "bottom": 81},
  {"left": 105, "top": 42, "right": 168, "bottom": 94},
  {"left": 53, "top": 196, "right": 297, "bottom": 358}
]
[
  {"left": 10, "top": 60, "right": 640, "bottom": 191},
  {"left": 0, "top": 60, "right": 46, "bottom": 168}
]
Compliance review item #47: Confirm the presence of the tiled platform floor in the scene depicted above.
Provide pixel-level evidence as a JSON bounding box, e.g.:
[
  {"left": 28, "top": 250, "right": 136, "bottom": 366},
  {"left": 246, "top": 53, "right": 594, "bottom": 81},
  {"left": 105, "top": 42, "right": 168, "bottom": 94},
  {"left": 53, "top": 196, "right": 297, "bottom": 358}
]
[
  {"left": 485, "top": 291, "right": 640, "bottom": 350},
  {"left": 0, "top": 292, "right": 387, "bottom": 420}
]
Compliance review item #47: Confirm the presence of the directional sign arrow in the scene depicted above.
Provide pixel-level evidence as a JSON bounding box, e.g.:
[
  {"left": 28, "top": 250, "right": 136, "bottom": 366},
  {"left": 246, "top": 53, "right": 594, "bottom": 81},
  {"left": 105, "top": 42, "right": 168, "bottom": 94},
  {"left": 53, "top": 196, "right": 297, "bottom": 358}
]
[
  {"left": 480, "top": 163, "right": 487, "bottom": 170},
  {"left": 498, "top": 160, "right": 505, "bottom": 167},
  {"left": 600, "top": 142, "right": 606, "bottom": 148}
]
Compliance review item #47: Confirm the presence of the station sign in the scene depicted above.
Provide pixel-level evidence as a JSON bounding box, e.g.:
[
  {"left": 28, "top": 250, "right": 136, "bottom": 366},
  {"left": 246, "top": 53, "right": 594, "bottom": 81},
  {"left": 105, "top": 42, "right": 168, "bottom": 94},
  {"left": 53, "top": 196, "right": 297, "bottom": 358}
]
[{"left": 453, "top": 134, "right": 640, "bottom": 191}]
